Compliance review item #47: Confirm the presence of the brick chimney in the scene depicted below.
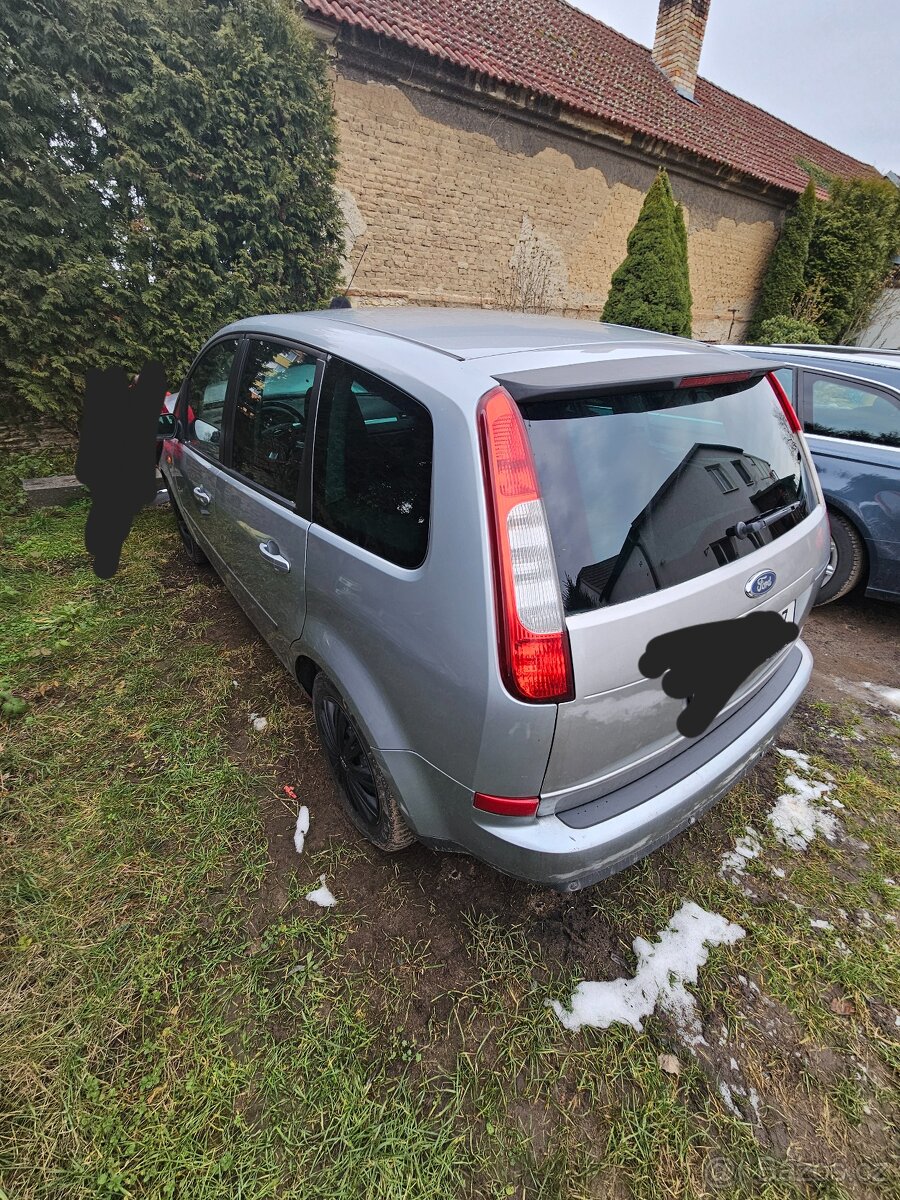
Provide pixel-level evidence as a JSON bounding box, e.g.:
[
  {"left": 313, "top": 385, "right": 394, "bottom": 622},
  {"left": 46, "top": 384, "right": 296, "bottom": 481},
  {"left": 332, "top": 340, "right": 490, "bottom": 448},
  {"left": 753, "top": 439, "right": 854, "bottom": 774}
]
[{"left": 652, "top": 0, "right": 711, "bottom": 101}]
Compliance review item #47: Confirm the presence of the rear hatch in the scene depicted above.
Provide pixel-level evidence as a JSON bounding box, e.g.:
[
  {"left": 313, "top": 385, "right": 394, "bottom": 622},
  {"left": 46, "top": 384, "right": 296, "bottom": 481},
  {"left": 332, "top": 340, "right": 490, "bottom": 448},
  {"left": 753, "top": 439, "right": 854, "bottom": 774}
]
[{"left": 496, "top": 351, "right": 827, "bottom": 814}]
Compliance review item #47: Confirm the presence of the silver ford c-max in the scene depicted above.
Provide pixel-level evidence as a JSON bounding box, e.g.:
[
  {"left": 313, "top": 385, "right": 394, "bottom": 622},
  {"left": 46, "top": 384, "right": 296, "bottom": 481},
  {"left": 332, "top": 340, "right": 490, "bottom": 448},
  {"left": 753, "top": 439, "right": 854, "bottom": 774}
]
[{"left": 160, "top": 309, "right": 829, "bottom": 890}]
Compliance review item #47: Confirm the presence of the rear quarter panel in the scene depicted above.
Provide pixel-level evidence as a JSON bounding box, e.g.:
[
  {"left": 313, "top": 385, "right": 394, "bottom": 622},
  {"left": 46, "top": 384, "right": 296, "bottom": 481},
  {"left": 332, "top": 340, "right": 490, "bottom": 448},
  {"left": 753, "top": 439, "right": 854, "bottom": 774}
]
[{"left": 297, "top": 359, "right": 558, "bottom": 805}]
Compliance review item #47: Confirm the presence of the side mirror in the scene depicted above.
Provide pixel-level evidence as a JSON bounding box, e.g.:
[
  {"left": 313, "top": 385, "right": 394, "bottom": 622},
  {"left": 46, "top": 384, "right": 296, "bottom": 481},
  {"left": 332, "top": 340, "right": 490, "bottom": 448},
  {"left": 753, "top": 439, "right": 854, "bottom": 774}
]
[{"left": 158, "top": 412, "right": 177, "bottom": 437}]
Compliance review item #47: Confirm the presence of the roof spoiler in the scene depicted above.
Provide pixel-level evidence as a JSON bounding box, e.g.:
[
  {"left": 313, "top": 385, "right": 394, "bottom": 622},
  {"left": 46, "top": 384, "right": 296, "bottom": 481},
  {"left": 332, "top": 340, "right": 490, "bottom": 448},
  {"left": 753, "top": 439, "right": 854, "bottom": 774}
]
[{"left": 494, "top": 350, "right": 787, "bottom": 403}]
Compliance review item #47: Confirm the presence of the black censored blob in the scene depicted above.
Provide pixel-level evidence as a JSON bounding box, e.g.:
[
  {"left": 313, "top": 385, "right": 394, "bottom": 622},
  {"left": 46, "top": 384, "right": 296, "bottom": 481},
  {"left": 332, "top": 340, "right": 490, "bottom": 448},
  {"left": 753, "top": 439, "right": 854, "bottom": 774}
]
[
  {"left": 639, "top": 612, "right": 799, "bottom": 739},
  {"left": 75, "top": 362, "right": 167, "bottom": 578}
]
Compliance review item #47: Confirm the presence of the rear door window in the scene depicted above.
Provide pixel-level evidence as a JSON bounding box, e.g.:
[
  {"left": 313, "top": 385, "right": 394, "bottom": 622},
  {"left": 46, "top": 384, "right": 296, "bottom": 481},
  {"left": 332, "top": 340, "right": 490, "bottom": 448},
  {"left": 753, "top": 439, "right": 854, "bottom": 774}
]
[
  {"left": 519, "top": 376, "right": 812, "bottom": 612},
  {"left": 312, "top": 360, "right": 432, "bottom": 568},
  {"left": 804, "top": 373, "right": 900, "bottom": 448}
]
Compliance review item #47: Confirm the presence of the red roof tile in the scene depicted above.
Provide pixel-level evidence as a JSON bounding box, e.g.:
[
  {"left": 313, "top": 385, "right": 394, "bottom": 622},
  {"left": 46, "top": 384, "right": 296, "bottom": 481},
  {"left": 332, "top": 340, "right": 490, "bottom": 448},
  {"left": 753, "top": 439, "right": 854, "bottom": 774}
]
[{"left": 306, "top": 0, "right": 875, "bottom": 194}]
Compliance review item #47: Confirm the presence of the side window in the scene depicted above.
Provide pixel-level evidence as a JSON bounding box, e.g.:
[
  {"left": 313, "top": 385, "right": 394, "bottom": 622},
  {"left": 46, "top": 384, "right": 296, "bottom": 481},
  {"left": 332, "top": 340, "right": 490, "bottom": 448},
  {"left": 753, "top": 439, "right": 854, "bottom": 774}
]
[
  {"left": 807, "top": 374, "right": 900, "bottom": 448},
  {"left": 183, "top": 339, "right": 239, "bottom": 461},
  {"left": 312, "top": 360, "right": 433, "bottom": 568},
  {"left": 773, "top": 367, "right": 795, "bottom": 401},
  {"left": 231, "top": 339, "right": 318, "bottom": 503}
]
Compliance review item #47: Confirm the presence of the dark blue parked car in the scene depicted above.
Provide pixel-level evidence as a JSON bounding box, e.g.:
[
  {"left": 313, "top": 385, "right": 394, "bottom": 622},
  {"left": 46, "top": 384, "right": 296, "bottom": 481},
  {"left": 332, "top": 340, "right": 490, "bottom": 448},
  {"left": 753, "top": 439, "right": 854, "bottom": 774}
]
[{"left": 733, "top": 346, "right": 900, "bottom": 605}]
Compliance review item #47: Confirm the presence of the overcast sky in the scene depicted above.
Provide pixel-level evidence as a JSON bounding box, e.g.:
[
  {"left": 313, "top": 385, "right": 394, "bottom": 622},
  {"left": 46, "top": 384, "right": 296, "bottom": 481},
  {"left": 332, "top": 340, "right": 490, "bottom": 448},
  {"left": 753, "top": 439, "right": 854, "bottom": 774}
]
[{"left": 571, "top": 0, "right": 899, "bottom": 173}]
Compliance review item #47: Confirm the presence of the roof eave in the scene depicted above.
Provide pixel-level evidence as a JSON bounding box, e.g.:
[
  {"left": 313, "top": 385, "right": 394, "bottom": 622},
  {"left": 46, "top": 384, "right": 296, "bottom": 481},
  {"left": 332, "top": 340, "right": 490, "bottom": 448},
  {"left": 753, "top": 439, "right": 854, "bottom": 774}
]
[{"left": 320, "top": 20, "right": 807, "bottom": 203}]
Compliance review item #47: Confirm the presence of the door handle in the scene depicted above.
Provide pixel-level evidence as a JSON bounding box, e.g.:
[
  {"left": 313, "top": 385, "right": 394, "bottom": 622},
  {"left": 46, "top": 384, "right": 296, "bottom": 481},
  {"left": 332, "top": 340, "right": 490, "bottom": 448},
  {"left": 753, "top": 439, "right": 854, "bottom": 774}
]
[
  {"left": 258, "top": 539, "right": 291, "bottom": 573},
  {"left": 192, "top": 485, "right": 211, "bottom": 509}
]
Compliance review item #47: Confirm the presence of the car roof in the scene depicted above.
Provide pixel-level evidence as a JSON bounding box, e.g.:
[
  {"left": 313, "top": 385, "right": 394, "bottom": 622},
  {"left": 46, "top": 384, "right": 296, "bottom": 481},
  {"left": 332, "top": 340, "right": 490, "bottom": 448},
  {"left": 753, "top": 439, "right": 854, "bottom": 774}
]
[
  {"left": 213, "top": 309, "right": 781, "bottom": 410},
  {"left": 733, "top": 344, "right": 900, "bottom": 390},
  {"left": 222, "top": 307, "right": 710, "bottom": 361}
]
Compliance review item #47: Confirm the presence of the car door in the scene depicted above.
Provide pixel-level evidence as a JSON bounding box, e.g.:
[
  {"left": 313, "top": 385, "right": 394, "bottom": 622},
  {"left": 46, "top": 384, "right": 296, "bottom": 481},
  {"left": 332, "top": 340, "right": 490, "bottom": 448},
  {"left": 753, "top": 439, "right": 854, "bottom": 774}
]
[
  {"left": 799, "top": 368, "right": 900, "bottom": 594},
  {"left": 168, "top": 337, "right": 242, "bottom": 565},
  {"left": 215, "top": 336, "right": 322, "bottom": 664}
]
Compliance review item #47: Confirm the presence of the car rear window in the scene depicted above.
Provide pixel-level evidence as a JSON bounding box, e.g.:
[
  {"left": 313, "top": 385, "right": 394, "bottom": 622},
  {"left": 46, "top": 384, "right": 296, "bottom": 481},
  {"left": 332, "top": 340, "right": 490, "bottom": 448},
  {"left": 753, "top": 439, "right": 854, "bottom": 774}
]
[{"left": 519, "top": 376, "right": 812, "bottom": 613}]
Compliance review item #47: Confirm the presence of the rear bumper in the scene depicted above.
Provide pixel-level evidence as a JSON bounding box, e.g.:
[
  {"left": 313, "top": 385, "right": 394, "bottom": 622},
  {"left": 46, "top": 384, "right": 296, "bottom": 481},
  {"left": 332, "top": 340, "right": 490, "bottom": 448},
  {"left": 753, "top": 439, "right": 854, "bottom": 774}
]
[{"left": 389, "top": 640, "right": 811, "bottom": 891}]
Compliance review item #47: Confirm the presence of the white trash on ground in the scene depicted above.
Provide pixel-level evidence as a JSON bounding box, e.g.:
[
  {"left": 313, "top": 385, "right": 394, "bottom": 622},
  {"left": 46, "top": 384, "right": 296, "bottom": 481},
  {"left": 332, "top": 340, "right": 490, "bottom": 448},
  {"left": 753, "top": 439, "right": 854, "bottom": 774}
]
[
  {"left": 293, "top": 806, "right": 310, "bottom": 854},
  {"left": 305, "top": 875, "right": 337, "bottom": 907}
]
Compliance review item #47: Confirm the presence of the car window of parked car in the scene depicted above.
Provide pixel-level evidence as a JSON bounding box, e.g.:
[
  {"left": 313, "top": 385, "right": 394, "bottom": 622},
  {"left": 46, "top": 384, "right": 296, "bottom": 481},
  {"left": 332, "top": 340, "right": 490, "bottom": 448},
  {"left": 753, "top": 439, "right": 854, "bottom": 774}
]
[
  {"left": 773, "top": 367, "right": 795, "bottom": 401},
  {"left": 312, "top": 360, "right": 432, "bottom": 568},
  {"left": 183, "top": 339, "right": 240, "bottom": 461},
  {"left": 806, "top": 374, "right": 900, "bottom": 448},
  {"left": 231, "top": 340, "right": 318, "bottom": 503}
]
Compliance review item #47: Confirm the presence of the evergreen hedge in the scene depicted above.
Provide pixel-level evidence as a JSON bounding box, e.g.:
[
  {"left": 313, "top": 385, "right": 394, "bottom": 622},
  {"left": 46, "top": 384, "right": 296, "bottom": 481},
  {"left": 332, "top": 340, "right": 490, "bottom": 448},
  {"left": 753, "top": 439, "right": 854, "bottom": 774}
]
[
  {"left": 0, "top": 0, "right": 342, "bottom": 426},
  {"left": 804, "top": 177, "right": 900, "bottom": 343},
  {"left": 747, "top": 180, "right": 817, "bottom": 342},
  {"left": 755, "top": 316, "right": 822, "bottom": 345},
  {"left": 601, "top": 169, "right": 693, "bottom": 338}
]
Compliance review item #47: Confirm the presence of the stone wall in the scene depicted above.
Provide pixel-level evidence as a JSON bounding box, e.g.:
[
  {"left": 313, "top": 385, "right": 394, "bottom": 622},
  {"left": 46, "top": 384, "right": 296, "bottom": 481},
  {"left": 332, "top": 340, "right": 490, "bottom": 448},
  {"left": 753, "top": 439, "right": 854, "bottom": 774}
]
[
  {"left": 0, "top": 416, "right": 76, "bottom": 461},
  {"left": 329, "top": 68, "right": 786, "bottom": 343}
]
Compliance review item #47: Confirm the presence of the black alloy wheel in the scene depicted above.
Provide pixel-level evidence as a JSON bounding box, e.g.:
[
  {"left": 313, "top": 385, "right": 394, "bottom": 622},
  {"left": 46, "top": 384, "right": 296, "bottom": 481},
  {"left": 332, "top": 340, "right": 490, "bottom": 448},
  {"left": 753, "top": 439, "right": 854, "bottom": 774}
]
[
  {"left": 311, "top": 674, "right": 415, "bottom": 852},
  {"left": 316, "top": 692, "right": 381, "bottom": 825}
]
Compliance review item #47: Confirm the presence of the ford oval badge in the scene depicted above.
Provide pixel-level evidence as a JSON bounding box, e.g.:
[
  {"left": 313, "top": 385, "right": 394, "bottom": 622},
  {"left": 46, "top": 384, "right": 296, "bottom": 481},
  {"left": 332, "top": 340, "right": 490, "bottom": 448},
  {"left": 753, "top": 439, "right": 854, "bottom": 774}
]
[{"left": 745, "top": 569, "right": 776, "bottom": 598}]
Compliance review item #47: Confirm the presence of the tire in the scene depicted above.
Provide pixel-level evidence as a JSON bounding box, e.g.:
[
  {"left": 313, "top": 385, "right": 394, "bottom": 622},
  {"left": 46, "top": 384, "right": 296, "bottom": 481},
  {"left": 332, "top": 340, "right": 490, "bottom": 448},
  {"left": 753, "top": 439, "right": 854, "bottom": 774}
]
[
  {"left": 312, "top": 674, "right": 415, "bottom": 852},
  {"left": 816, "top": 510, "right": 865, "bottom": 605},
  {"left": 167, "top": 485, "right": 208, "bottom": 566}
]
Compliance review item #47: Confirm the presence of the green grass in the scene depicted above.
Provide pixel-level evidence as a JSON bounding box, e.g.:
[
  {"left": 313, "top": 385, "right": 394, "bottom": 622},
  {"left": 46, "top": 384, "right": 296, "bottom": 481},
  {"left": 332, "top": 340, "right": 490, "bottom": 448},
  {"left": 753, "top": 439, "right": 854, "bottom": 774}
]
[{"left": 1, "top": 471, "right": 898, "bottom": 1199}]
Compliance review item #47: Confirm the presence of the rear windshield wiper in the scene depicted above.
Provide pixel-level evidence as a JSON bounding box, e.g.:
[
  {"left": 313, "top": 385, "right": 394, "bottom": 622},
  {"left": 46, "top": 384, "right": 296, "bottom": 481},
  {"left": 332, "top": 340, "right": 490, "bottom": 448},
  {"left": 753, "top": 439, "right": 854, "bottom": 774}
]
[{"left": 729, "top": 500, "right": 803, "bottom": 540}]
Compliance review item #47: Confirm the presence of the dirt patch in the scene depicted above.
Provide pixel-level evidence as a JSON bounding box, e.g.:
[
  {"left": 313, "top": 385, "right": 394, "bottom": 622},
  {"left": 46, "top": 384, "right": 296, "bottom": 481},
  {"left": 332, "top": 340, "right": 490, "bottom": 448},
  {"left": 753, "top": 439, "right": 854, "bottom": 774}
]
[{"left": 802, "top": 593, "right": 899, "bottom": 709}]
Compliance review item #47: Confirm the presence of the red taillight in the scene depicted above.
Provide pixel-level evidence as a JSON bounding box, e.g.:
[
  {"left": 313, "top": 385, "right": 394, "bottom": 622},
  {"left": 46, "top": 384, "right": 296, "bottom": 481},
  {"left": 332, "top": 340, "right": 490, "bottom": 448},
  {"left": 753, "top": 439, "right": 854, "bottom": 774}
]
[
  {"left": 478, "top": 385, "right": 573, "bottom": 703},
  {"left": 473, "top": 792, "right": 540, "bottom": 817},
  {"left": 766, "top": 371, "right": 803, "bottom": 434}
]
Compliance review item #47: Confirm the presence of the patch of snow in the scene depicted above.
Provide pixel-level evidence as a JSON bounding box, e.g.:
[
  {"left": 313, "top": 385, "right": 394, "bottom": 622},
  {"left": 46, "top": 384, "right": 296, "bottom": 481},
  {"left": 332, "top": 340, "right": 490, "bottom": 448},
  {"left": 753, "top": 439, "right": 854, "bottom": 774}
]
[
  {"left": 810, "top": 919, "right": 833, "bottom": 931},
  {"left": 862, "top": 682, "right": 900, "bottom": 710},
  {"left": 548, "top": 901, "right": 745, "bottom": 1039},
  {"left": 293, "top": 806, "right": 310, "bottom": 854},
  {"left": 768, "top": 761, "right": 838, "bottom": 851},
  {"left": 305, "top": 874, "right": 336, "bottom": 907},
  {"left": 719, "top": 1078, "right": 760, "bottom": 1121},
  {"left": 719, "top": 827, "right": 761, "bottom": 880},
  {"left": 776, "top": 748, "right": 812, "bottom": 772},
  {"left": 769, "top": 866, "right": 786, "bottom": 879},
  {"left": 718, "top": 1080, "right": 740, "bottom": 1116}
]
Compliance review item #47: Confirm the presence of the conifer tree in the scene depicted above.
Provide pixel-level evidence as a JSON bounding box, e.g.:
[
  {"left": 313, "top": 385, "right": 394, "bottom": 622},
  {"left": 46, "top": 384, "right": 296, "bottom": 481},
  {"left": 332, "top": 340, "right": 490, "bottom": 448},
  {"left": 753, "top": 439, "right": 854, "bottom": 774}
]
[
  {"left": 601, "top": 169, "right": 693, "bottom": 338},
  {"left": 747, "top": 179, "right": 817, "bottom": 342}
]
